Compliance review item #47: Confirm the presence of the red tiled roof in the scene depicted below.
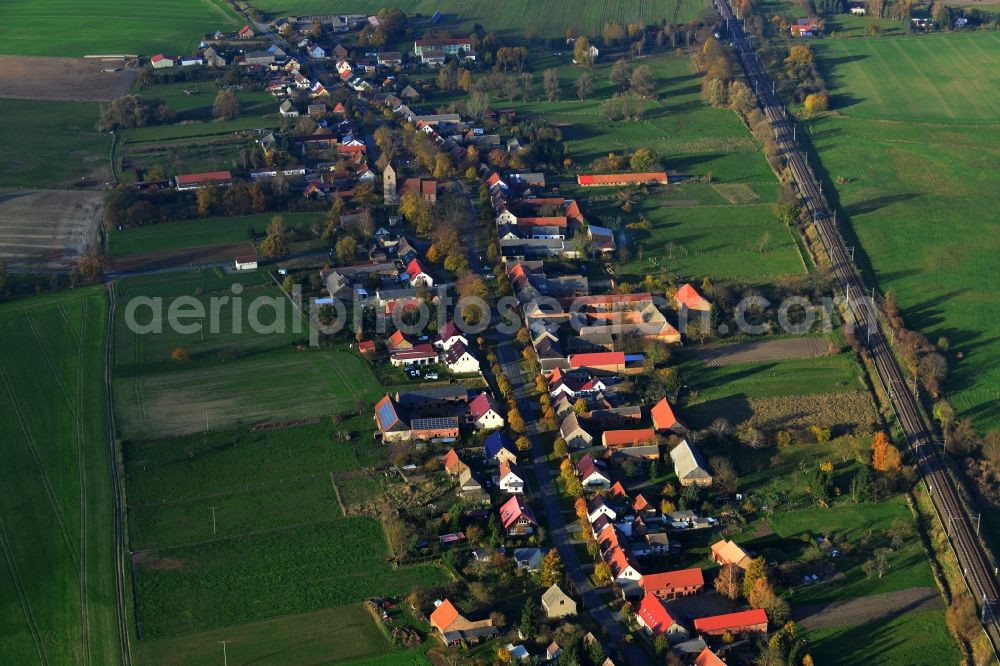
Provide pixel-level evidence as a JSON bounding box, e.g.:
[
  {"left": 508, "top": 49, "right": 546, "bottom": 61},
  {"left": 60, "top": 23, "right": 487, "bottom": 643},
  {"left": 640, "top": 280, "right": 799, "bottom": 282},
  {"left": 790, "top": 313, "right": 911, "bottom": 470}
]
[
  {"left": 675, "top": 283, "right": 710, "bottom": 310},
  {"left": 633, "top": 493, "right": 651, "bottom": 512},
  {"left": 607, "top": 545, "right": 639, "bottom": 577},
  {"left": 693, "top": 608, "right": 768, "bottom": 634},
  {"left": 651, "top": 398, "right": 682, "bottom": 432},
  {"left": 443, "top": 448, "right": 463, "bottom": 472},
  {"left": 694, "top": 648, "right": 727, "bottom": 666},
  {"left": 610, "top": 481, "right": 629, "bottom": 499},
  {"left": 405, "top": 258, "right": 427, "bottom": 279},
  {"left": 469, "top": 392, "right": 499, "bottom": 420},
  {"left": 430, "top": 599, "right": 460, "bottom": 632},
  {"left": 175, "top": 170, "right": 232, "bottom": 185},
  {"left": 636, "top": 592, "right": 679, "bottom": 634},
  {"left": 389, "top": 329, "right": 408, "bottom": 349},
  {"left": 568, "top": 352, "right": 625, "bottom": 369},
  {"left": 515, "top": 216, "right": 567, "bottom": 228},
  {"left": 391, "top": 344, "right": 437, "bottom": 361},
  {"left": 577, "top": 172, "right": 668, "bottom": 186},
  {"left": 641, "top": 568, "right": 705, "bottom": 594},
  {"left": 358, "top": 340, "right": 375, "bottom": 353},
  {"left": 603, "top": 428, "right": 657, "bottom": 448},
  {"left": 499, "top": 495, "right": 537, "bottom": 528},
  {"left": 573, "top": 293, "right": 652, "bottom": 307}
]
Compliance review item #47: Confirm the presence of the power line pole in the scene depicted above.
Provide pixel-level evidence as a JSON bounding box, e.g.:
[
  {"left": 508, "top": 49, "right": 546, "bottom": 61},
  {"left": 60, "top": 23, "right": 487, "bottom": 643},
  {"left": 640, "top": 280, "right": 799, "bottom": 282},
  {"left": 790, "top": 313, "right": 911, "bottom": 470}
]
[
  {"left": 210, "top": 506, "right": 219, "bottom": 535},
  {"left": 219, "top": 640, "right": 229, "bottom": 666}
]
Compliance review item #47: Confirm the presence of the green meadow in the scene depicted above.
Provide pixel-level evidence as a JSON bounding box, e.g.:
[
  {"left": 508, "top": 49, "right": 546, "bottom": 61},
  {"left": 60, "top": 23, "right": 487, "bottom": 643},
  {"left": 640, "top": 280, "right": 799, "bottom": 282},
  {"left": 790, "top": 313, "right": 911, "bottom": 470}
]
[
  {"left": 109, "top": 212, "right": 326, "bottom": 257},
  {"left": 0, "top": 0, "right": 240, "bottom": 57},
  {"left": 806, "top": 609, "right": 959, "bottom": 666},
  {"left": 0, "top": 289, "right": 119, "bottom": 664},
  {"left": 0, "top": 99, "right": 111, "bottom": 187},
  {"left": 809, "top": 32, "right": 1000, "bottom": 429}
]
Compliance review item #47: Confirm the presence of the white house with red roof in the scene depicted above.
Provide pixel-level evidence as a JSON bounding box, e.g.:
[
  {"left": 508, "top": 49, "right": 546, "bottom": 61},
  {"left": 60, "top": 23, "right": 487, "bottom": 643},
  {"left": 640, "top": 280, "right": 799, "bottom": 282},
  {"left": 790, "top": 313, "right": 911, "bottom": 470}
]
[
  {"left": 238, "top": 24, "right": 255, "bottom": 39},
  {"left": 468, "top": 392, "right": 504, "bottom": 430},
  {"left": 389, "top": 343, "right": 438, "bottom": 366},
  {"left": 435, "top": 321, "right": 468, "bottom": 351},
  {"left": 635, "top": 591, "right": 690, "bottom": 642},
  {"left": 403, "top": 258, "right": 433, "bottom": 287},
  {"left": 606, "top": 542, "right": 642, "bottom": 587},
  {"left": 575, "top": 453, "right": 609, "bottom": 488},
  {"left": 498, "top": 461, "right": 525, "bottom": 494},
  {"left": 499, "top": 495, "right": 537, "bottom": 535},
  {"left": 387, "top": 329, "right": 413, "bottom": 351},
  {"left": 150, "top": 54, "right": 174, "bottom": 69}
]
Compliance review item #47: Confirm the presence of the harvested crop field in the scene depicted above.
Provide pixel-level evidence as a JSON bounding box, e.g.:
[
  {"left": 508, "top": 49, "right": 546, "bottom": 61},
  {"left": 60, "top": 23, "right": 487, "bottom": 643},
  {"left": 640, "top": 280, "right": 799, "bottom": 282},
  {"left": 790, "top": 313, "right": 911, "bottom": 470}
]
[
  {"left": 793, "top": 586, "right": 943, "bottom": 630},
  {"left": 108, "top": 242, "right": 257, "bottom": 274},
  {"left": 690, "top": 337, "right": 829, "bottom": 366},
  {"left": 0, "top": 56, "right": 137, "bottom": 101},
  {"left": 0, "top": 189, "right": 103, "bottom": 269},
  {"left": 687, "top": 391, "right": 879, "bottom": 431}
]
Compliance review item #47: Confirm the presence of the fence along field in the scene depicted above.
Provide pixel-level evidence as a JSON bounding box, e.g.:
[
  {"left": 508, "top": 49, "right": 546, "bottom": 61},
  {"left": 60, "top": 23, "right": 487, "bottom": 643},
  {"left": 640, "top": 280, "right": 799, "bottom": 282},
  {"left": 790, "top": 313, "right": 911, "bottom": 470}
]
[
  {"left": 112, "top": 270, "right": 383, "bottom": 439},
  {"left": 808, "top": 32, "right": 1000, "bottom": 429},
  {"left": 0, "top": 0, "right": 241, "bottom": 57},
  {"left": 0, "top": 288, "right": 118, "bottom": 665},
  {"left": 248, "top": 0, "right": 710, "bottom": 36}
]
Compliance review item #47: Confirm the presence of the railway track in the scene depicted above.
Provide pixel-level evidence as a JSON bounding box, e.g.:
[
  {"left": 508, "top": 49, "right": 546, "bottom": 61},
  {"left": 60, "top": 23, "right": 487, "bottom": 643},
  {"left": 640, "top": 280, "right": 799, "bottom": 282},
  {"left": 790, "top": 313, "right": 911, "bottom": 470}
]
[
  {"left": 104, "top": 282, "right": 132, "bottom": 666},
  {"left": 712, "top": 0, "right": 1000, "bottom": 649}
]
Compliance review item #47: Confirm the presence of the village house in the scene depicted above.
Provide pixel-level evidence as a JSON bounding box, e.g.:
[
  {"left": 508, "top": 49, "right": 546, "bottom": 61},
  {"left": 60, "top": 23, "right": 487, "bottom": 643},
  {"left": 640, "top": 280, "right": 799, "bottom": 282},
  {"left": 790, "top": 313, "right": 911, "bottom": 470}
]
[
  {"left": 444, "top": 342, "right": 480, "bottom": 374},
  {"left": 279, "top": 100, "right": 299, "bottom": 118},
  {"left": 402, "top": 258, "right": 433, "bottom": 287},
  {"left": 651, "top": 398, "right": 689, "bottom": 436},
  {"left": 395, "top": 386, "right": 469, "bottom": 416},
  {"left": 238, "top": 24, "right": 255, "bottom": 39},
  {"left": 389, "top": 343, "right": 438, "bottom": 367},
  {"left": 546, "top": 642, "right": 563, "bottom": 661},
  {"left": 401, "top": 177, "right": 437, "bottom": 203},
  {"left": 374, "top": 395, "right": 410, "bottom": 442},
  {"left": 513, "top": 547, "right": 543, "bottom": 571},
  {"left": 542, "top": 584, "right": 577, "bottom": 619},
  {"left": 561, "top": 412, "right": 594, "bottom": 449},
  {"left": 498, "top": 461, "right": 525, "bottom": 494},
  {"left": 484, "top": 431, "right": 518, "bottom": 466},
  {"left": 602, "top": 428, "right": 658, "bottom": 452},
  {"left": 694, "top": 647, "right": 727, "bottom": 666},
  {"left": 468, "top": 392, "right": 504, "bottom": 430},
  {"left": 458, "top": 467, "right": 485, "bottom": 496},
  {"left": 575, "top": 453, "right": 611, "bottom": 488},
  {"left": 378, "top": 51, "right": 403, "bottom": 66},
  {"left": 233, "top": 255, "right": 258, "bottom": 271},
  {"left": 587, "top": 496, "right": 617, "bottom": 523},
  {"left": 791, "top": 18, "right": 821, "bottom": 36},
  {"left": 674, "top": 283, "right": 711, "bottom": 316},
  {"left": 150, "top": 54, "right": 174, "bottom": 68},
  {"left": 641, "top": 568, "right": 705, "bottom": 600},
  {"left": 635, "top": 592, "right": 690, "bottom": 643},
  {"left": 606, "top": 539, "right": 642, "bottom": 587},
  {"left": 413, "top": 37, "right": 474, "bottom": 59},
  {"left": 670, "top": 440, "right": 713, "bottom": 487},
  {"left": 711, "top": 539, "right": 752, "bottom": 569},
  {"left": 693, "top": 608, "right": 768, "bottom": 637},
  {"left": 411, "top": 417, "right": 460, "bottom": 441},
  {"left": 174, "top": 170, "right": 232, "bottom": 191},
  {"left": 443, "top": 448, "right": 469, "bottom": 476},
  {"left": 577, "top": 172, "right": 668, "bottom": 187},
  {"left": 429, "top": 599, "right": 498, "bottom": 645},
  {"left": 499, "top": 495, "right": 538, "bottom": 536},
  {"left": 435, "top": 321, "right": 469, "bottom": 351}
]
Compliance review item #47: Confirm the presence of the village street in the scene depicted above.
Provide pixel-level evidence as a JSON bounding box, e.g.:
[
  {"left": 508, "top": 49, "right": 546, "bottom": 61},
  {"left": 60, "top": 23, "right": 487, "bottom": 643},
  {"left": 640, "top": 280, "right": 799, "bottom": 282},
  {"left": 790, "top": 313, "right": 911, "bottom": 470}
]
[{"left": 496, "top": 340, "right": 647, "bottom": 665}]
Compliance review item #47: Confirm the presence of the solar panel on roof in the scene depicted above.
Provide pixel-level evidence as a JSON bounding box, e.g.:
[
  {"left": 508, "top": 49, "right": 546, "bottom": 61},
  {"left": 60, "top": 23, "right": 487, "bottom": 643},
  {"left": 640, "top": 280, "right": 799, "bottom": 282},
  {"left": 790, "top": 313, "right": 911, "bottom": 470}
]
[{"left": 377, "top": 400, "right": 398, "bottom": 429}]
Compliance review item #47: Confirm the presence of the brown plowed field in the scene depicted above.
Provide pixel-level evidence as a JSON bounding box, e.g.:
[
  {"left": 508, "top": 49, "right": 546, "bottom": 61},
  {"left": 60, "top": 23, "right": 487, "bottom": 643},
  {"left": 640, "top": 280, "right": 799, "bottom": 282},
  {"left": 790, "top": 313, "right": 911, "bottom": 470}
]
[{"left": 0, "top": 56, "right": 137, "bottom": 101}]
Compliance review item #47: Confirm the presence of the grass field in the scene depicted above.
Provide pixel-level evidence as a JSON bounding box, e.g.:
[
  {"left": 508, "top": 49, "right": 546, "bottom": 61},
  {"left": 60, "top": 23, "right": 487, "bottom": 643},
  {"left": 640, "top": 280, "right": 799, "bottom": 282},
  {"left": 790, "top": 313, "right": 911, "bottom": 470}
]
[
  {"left": 815, "top": 32, "right": 1000, "bottom": 123},
  {"left": 109, "top": 212, "right": 326, "bottom": 257},
  {"left": 134, "top": 605, "right": 404, "bottom": 665},
  {"left": 112, "top": 270, "right": 382, "bottom": 438},
  {"left": 133, "top": 518, "right": 448, "bottom": 637},
  {"left": 122, "top": 82, "right": 281, "bottom": 144},
  {"left": 248, "top": 0, "right": 710, "bottom": 37},
  {"left": 809, "top": 32, "right": 1000, "bottom": 429},
  {"left": 0, "top": 99, "right": 111, "bottom": 187},
  {"left": 806, "top": 608, "right": 960, "bottom": 666},
  {"left": 0, "top": 288, "right": 118, "bottom": 664},
  {"left": 0, "top": 0, "right": 240, "bottom": 57}
]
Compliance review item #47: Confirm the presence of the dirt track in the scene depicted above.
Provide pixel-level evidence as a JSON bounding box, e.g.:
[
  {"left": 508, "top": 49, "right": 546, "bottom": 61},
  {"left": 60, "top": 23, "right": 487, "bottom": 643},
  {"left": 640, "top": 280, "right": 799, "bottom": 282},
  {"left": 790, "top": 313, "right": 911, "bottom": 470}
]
[
  {"left": 0, "top": 56, "right": 137, "bottom": 101},
  {"left": 690, "top": 336, "right": 829, "bottom": 365},
  {"left": 0, "top": 189, "right": 103, "bottom": 269},
  {"left": 792, "top": 586, "right": 944, "bottom": 629}
]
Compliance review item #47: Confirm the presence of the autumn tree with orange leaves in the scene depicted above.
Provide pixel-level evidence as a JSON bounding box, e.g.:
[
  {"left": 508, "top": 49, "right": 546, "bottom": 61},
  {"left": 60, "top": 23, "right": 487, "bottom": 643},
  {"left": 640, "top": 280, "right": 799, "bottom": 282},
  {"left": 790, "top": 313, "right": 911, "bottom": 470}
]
[{"left": 872, "top": 432, "right": 902, "bottom": 473}]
